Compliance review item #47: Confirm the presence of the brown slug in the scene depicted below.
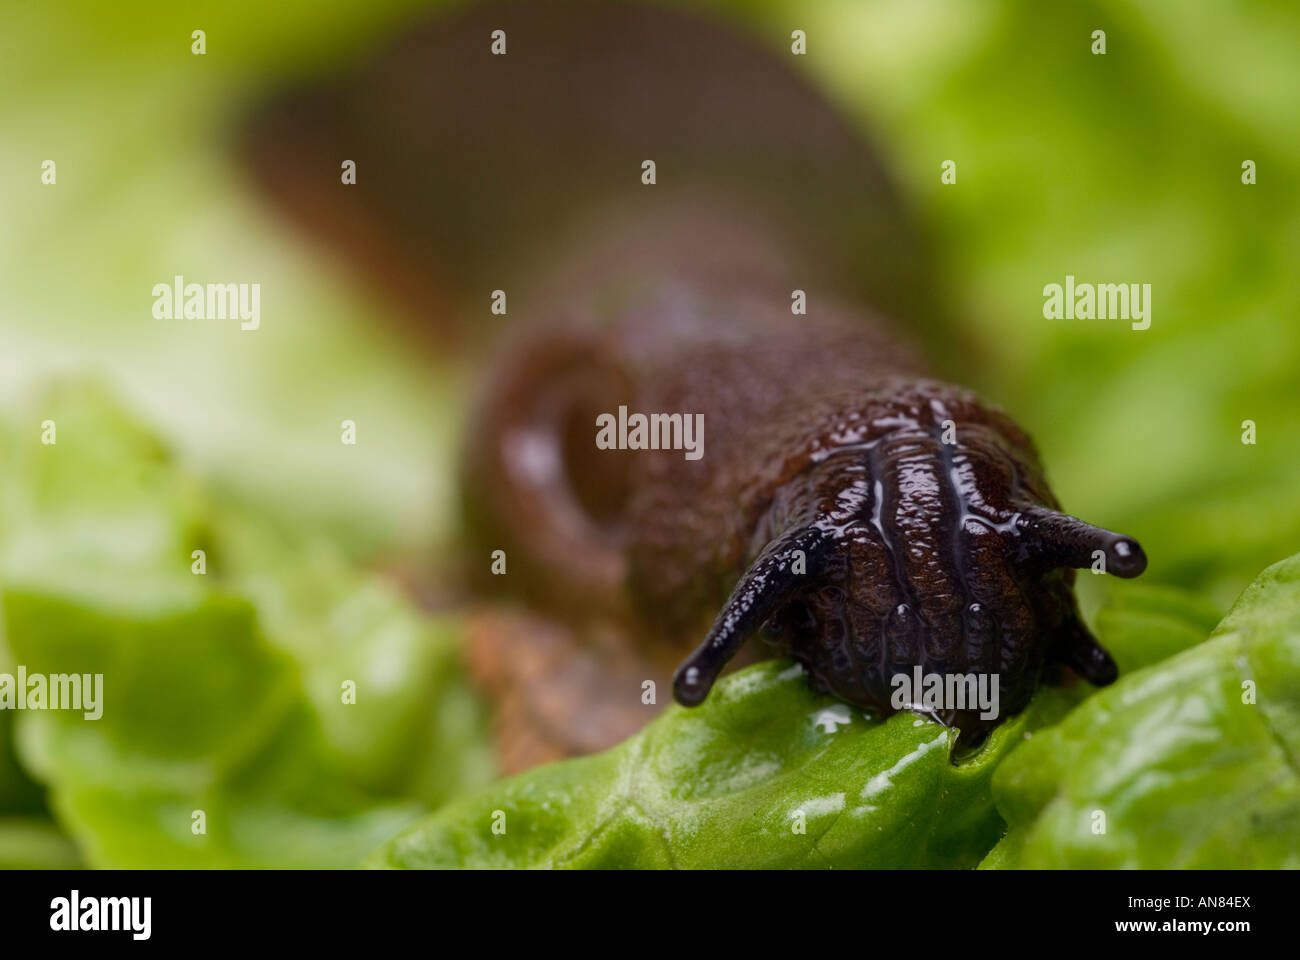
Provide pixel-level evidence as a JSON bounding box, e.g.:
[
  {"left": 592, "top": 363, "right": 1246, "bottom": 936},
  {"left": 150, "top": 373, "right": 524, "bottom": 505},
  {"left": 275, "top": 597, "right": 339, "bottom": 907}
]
[{"left": 240, "top": 0, "right": 1146, "bottom": 772}]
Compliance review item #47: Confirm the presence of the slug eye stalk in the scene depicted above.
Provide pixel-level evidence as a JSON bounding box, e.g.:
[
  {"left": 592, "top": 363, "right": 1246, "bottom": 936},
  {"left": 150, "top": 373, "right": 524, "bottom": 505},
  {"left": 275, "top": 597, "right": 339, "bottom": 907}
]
[
  {"left": 1014, "top": 507, "right": 1148, "bottom": 579},
  {"left": 672, "top": 526, "right": 829, "bottom": 707}
]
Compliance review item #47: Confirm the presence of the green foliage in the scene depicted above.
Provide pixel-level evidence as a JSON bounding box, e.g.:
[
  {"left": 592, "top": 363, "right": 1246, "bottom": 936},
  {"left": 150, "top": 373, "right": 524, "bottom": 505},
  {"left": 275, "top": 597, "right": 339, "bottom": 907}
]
[
  {"left": 372, "top": 661, "right": 1082, "bottom": 869},
  {"left": 0, "top": 384, "right": 493, "bottom": 867},
  {"left": 985, "top": 553, "right": 1300, "bottom": 868}
]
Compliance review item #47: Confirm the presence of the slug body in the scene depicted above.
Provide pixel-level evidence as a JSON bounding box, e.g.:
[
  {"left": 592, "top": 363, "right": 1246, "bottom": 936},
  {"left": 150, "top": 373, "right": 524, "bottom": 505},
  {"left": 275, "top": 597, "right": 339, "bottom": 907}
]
[
  {"left": 466, "top": 266, "right": 1145, "bottom": 743},
  {"left": 241, "top": 1, "right": 1146, "bottom": 768}
]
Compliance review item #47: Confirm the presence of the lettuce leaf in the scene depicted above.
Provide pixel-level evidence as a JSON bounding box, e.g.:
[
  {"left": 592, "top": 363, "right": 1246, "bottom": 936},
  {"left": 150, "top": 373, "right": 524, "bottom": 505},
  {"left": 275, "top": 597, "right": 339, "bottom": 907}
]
[
  {"left": 371, "top": 660, "right": 1084, "bottom": 869},
  {"left": 984, "top": 552, "right": 1300, "bottom": 868},
  {"left": 0, "top": 817, "right": 81, "bottom": 869},
  {"left": 0, "top": 382, "right": 493, "bottom": 867}
]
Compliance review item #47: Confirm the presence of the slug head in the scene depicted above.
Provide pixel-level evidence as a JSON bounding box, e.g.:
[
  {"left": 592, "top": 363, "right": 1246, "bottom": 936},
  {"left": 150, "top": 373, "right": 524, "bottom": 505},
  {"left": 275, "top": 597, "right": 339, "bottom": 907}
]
[{"left": 672, "top": 397, "right": 1146, "bottom": 734}]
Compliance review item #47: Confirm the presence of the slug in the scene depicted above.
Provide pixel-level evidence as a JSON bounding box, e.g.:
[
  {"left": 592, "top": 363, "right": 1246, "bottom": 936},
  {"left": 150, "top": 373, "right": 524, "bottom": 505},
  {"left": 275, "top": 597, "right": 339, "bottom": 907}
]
[{"left": 240, "top": 1, "right": 1146, "bottom": 772}]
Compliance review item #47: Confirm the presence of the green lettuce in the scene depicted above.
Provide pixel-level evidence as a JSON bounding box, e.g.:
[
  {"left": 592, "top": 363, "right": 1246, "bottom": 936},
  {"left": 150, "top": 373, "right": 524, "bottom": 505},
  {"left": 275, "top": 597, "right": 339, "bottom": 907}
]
[
  {"left": 0, "top": 383, "right": 493, "bottom": 867},
  {"left": 0, "top": 818, "right": 80, "bottom": 870},
  {"left": 371, "top": 661, "right": 1084, "bottom": 869},
  {"left": 984, "top": 553, "right": 1300, "bottom": 868}
]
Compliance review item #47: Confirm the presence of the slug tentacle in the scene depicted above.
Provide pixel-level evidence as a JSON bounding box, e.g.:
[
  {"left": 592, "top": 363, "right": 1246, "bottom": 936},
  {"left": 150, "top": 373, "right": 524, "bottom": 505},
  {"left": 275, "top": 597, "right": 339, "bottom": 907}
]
[
  {"left": 1014, "top": 506, "right": 1148, "bottom": 578},
  {"left": 673, "top": 525, "right": 831, "bottom": 706},
  {"left": 1055, "top": 617, "right": 1120, "bottom": 687}
]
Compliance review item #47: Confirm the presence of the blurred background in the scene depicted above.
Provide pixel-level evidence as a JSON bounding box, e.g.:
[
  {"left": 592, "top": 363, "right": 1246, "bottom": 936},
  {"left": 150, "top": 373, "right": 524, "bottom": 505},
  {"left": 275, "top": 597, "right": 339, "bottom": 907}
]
[{"left": 1, "top": 0, "right": 1297, "bottom": 867}]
